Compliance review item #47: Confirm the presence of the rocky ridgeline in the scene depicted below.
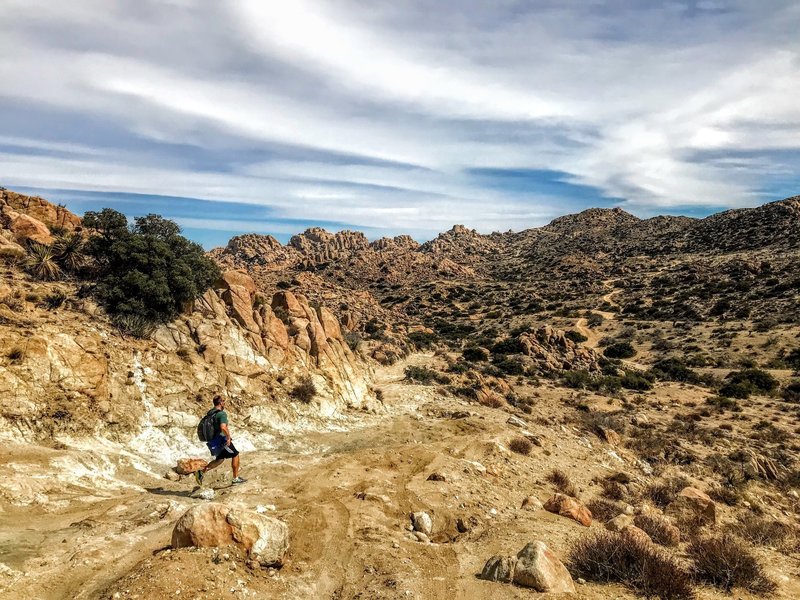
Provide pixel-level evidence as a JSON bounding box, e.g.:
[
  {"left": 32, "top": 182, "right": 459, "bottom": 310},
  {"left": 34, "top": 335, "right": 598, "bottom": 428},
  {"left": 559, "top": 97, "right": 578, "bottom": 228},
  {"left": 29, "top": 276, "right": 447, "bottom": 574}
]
[{"left": 1, "top": 189, "right": 82, "bottom": 257}]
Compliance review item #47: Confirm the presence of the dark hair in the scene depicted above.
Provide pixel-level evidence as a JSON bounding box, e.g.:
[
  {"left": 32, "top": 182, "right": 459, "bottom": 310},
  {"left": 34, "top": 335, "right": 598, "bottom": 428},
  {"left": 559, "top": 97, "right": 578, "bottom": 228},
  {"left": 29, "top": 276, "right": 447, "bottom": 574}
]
[{"left": 212, "top": 395, "right": 224, "bottom": 407}]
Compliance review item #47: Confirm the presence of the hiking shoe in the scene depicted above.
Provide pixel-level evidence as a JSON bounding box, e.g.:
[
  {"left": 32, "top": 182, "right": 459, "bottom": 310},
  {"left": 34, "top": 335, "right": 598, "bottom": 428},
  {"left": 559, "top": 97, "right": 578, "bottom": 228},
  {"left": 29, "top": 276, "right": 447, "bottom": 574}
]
[
  {"left": 231, "top": 476, "right": 247, "bottom": 485},
  {"left": 194, "top": 470, "right": 205, "bottom": 486}
]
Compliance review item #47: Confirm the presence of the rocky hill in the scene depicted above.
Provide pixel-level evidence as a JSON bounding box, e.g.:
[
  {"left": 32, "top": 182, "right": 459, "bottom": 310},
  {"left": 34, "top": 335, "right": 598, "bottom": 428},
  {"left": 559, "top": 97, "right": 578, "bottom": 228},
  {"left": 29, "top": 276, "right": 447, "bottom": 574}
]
[{"left": 0, "top": 192, "right": 381, "bottom": 451}]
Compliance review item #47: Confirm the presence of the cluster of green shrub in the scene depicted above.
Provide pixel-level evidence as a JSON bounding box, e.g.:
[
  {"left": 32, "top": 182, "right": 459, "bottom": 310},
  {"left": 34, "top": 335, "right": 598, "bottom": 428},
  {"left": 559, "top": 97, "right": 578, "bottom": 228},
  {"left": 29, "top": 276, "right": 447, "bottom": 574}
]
[
  {"left": 562, "top": 367, "right": 654, "bottom": 393},
  {"left": 404, "top": 365, "right": 451, "bottom": 385},
  {"left": 81, "top": 210, "right": 220, "bottom": 332},
  {"left": 718, "top": 368, "right": 778, "bottom": 399}
]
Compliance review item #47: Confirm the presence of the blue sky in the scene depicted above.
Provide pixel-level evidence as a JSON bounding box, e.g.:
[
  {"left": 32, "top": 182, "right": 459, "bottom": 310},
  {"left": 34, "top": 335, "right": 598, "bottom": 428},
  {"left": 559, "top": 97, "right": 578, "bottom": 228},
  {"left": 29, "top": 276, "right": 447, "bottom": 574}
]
[{"left": 1, "top": 1, "right": 799, "bottom": 248}]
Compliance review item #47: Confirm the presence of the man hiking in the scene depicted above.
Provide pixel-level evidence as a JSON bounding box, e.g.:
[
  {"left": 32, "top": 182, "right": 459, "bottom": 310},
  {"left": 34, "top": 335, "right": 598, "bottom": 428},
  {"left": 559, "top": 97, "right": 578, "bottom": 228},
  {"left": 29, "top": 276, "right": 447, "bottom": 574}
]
[{"left": 195, "top": 395, "right": 246, "bottom": 486}]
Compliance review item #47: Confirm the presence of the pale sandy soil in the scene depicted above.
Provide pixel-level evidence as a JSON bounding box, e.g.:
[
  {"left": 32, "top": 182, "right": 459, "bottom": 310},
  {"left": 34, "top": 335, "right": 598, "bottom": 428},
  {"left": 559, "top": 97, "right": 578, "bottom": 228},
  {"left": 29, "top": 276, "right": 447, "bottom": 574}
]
[{"left": 1, "top": 350, "right": 798, "bottom": 600}]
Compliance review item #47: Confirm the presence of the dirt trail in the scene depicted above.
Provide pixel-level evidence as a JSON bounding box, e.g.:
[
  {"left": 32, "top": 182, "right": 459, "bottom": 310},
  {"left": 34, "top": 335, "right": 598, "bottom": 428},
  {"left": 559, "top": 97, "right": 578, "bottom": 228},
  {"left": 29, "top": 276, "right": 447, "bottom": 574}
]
[{"left": 3, "top": 352, "right": 798, "bottom": 600}]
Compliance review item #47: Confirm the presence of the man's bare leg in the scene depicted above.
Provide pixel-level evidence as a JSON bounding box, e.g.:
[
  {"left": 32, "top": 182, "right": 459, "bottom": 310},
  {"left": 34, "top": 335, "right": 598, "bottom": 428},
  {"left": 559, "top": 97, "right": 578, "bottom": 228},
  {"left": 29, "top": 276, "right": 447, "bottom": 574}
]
[
  {"left": 203, "top": 458, "right": 224, "bottom": 473},
  {"left": 232, "top": 455, "right": 240, "bottom": 479}
]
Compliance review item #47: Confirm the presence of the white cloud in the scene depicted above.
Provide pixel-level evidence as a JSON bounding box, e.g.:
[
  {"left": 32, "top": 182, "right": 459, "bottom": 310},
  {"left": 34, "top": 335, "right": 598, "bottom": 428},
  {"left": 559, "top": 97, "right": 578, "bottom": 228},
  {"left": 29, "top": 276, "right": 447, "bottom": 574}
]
[{"left": 1, "top": 0, "right": 799, "bottom": 236}]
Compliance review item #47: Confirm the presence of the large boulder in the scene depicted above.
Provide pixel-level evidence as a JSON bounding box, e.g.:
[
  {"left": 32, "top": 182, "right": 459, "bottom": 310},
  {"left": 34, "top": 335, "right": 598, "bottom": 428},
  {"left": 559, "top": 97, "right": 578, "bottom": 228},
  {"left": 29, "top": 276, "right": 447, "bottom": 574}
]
[
  {"left": 9, "top": 213, "right": 54, "bottom": 246},
  {"left": 665, "top": 487, "right": 716, "bottom": 525},
  {"left": 171, "top": 503, "right": 289, "bottom": 566},
  {"left": 512, "top": 541, "right": 576, "bottom": 593},
  {"left": 544, "top": 493, "right": 592, "bottom": 527},
  {"left": 411, "top": 511, "right": 433, "bottom": 535}
]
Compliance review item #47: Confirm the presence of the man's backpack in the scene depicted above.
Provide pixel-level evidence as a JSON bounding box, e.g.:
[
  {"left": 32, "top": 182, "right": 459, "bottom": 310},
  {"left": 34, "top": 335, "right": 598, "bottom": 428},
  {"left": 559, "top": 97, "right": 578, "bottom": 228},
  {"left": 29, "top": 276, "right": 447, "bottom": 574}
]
[{"left": 197, "top": 408, "right": 220, "bottom": 442}]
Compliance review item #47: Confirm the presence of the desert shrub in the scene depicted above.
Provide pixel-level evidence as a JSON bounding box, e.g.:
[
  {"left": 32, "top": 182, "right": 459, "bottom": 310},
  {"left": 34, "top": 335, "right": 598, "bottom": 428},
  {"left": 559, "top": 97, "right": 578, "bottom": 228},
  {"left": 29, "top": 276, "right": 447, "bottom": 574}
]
[
  {"left": 620, "top": 371, "right": 653, "bottom": 391},
  {"left": 727, "top": 514, "right": 793, "bottom": 548},
  {"left": 24, "top": 242, "right": 62, "bottom": 281},
  {"left": 404, "top": 365, "right": 450, "bottom": 385},
  {"left": 494, "top": 356, "right": 525, "bottom": 375},
  {"left": 83, "top": 210, "right": 219, "bottom": 324},
  {"left": 462, "top": 346, "right": 489, "bottom": 362},
  {"left": 43, "top": 288, "right": 67, "bottom": 309},
  {"left": 650, "top": 357, "right": 699, "bottom": 384},
  {"left": 688, "top": 534, "right": 775, "bottom": 594},
  {"left": 585, "top": 498, "right": 623, "bottom": 522},
  {"left": 491, "top": 337, "right": 525, "bottom": 355},
  {"left": 600, "top": 479, "right": 627, "bottom": 501},
  {"left": 509, "top": 436, "right": 533, "bottom": 455},
  {"left": 479, "top": 394, "right": 505, "bottom": 408},
  {"left": 290, "top": 376, "right": 317, "bottom": 403},
  {"left": 565, "top": 330, "right": 588, "bottom": 343},
  {"left": 785, "top": 348, "right": 800, "bottom": 371},
  {"left": 25, "top": 292, "right": 39, "bottom": 302},
  {"left": 586, "top": 313, "right": 605, "bottom": 328},
  {"left": 707, "top": 484, "right": 742, "bottom": 507},
  {"left": 112, "top": 314, "right": 157, "bottom": 339},
  {"left": 176, "top": 347, "right": 190, "bottom": 360},
  {"left": 781, "top": 380, "right": 800, "bottom": 403},
  {"left": 640, "top": 476, "right": 690, "bottom": 509},
  {"left": 6, "top": 347, "right": 24, "bottom": 363},
  {"left": 719, "top": 368, "right": 778, "bottom": 399},
  {"left": 546, "top": 469, "right": 578, "bottom": 497},
  {"left": 344, "top": 331, "right": 362, "bottom": 352},
  {"left": 634, "top": 514, "right": 680, "bottom": 547},
  {"left": 52, "top": 232, "right": 86, "bottom": 272},
  {"left": 604, "top": 341, "right": 636, "bottom": 359},
  {"left": 408, "top": 330, "right": 437, "bottom": 349},
  {"left": 568, "top": 530, "right": 694, "bottom": 600}
]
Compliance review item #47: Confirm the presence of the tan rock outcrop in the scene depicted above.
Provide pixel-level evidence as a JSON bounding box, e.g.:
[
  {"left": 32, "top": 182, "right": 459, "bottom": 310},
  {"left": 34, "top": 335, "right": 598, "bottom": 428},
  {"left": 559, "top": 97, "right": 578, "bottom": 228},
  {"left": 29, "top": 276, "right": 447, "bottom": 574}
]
[
  {"left": 665, "top": 487, "right": 716, "bottom": 525},
  {"left": 544, "top": 493, "right": 592, "bottom": 527}
]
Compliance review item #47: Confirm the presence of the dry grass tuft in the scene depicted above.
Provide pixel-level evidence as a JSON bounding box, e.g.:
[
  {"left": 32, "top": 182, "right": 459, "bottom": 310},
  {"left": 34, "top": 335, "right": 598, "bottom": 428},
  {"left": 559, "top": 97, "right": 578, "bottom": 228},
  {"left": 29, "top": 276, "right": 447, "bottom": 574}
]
[
  {"left": 546, "top": 468, "right": 578, "bottom": 497},
  {"left": 569, "top": 530, "right": 694, "bottom": 600},
  {"left": 634, "top": 513, "right": 681, "bottom": 547},
  {"left": 687, "top": 534, "right": 776, "bottom": 595},
  {"left": 509, "top": 436, "right": 533, "bottom": 456},
  {"left": 585, "top": 498, "right": 624, "bottom": 523}
]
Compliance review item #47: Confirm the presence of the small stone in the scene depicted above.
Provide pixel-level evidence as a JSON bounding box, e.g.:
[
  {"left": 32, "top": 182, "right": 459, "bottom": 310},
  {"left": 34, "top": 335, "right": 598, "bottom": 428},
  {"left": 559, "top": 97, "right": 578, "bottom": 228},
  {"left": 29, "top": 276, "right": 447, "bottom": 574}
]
[
  {"left": 426, "top": 472, "right": 446, "bottom": 482},
  {"left": 577, "top": 577, "right": 586, "bottom": 585},
  {"left": 605, "top": 514, "right": 634, "bottom": 533},
  {"left": 521, "top": 496, "right": 543, "bottom": 511},
  {"left": 480, "top": 555, "right": 516, "bottom": 583},
  {"left": 413, "top": 531, "right": 430, "bottom": 544},
  {"left": 411, "top": 511, "right": 433, "bottom": 535},
  {"left": 164, "top": 470, "right": 181, "bottom": 482}
]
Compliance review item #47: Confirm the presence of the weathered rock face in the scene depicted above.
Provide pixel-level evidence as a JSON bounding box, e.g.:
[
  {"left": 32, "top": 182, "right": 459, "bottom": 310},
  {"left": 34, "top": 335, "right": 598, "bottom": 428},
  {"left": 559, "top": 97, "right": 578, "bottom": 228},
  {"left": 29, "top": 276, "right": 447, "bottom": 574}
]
[
  {"left": 665, "top": 487, "right": 716, "bottom": 525},
  {"left": 176, "top": 458, "right": 209, "bottom": 475},
  {"left": 544, "top": 493, "right": 592, "bottom": 527},
  {"left": 512, "top": 541, "right": 576, "bottom": 593},
  {"left": 519, "top": 326, "right": 600, "bottom": 372},
  {"left": 171, "top": 503, "right": 289, "bottom": 566},
  {"left": 1, "top": 190, "right": 82, "bottom": 233}
]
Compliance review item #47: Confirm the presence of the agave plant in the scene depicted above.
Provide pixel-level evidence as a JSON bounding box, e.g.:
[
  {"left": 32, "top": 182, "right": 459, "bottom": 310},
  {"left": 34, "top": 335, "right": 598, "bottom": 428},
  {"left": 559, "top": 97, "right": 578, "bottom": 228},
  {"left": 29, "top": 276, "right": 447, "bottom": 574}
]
[
  {"left": 52, "top": 232, "right": 86, "bottom": 272},
  {"left": 24, "top": 242, "right": 62, "bottom": 281}
]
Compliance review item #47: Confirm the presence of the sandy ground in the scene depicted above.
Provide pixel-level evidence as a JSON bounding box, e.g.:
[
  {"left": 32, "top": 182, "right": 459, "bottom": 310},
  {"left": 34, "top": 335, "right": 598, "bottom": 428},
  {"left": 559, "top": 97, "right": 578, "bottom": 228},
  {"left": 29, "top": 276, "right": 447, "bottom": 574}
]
[{"left": 1, "top": 353, "right": 798, "bottom": 600}]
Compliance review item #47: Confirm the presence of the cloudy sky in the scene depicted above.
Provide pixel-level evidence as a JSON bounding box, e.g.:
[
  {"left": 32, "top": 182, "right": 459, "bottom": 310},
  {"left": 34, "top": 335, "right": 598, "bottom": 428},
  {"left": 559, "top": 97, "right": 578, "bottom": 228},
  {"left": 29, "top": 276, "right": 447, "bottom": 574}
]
[{"left": 2, "top": 1, "right": 799, "bottom": 247}]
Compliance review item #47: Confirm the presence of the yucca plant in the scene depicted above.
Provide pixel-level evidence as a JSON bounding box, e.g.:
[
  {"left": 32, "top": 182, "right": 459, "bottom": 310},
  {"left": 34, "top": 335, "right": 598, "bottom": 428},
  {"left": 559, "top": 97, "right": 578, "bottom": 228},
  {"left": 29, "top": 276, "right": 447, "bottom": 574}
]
[
  {"left": 52, "top": 232, "right": 86, "bottom": 273},
  {"left": 24, "top": 242, "right": 62, "bottom": 281}
]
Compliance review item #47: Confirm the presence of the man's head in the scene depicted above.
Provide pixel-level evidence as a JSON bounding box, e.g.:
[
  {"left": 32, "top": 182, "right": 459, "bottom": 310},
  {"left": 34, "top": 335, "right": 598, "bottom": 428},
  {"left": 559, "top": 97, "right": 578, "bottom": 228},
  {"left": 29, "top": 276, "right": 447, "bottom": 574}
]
[{"left": 213, "top": 395, "right": 225, "bottom": 409}]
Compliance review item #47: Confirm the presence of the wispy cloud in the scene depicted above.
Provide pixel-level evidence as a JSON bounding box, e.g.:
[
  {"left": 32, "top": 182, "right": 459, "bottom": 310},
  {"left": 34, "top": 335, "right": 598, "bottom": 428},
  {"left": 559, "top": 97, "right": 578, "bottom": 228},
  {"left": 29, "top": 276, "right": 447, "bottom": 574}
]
[{"left": 1, "top": 0, "right": 799, "bottom": 244}]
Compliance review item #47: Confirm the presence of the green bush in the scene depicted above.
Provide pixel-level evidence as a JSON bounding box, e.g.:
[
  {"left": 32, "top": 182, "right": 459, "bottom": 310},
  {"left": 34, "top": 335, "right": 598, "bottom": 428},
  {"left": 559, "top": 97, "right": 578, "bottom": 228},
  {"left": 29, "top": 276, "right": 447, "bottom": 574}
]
[
  {"left": 719, "top": 368, "right": 778, "bottom": 398},
  {"left": 565, "top": 330, "right": 588, "bottom": 343},
  {"left": 404, "top": 365, "right": 450, "bottom": 385},
  {"left": 604, "top": 342, "right": 636, "bottom": 359},
  {"left": 650, "top": 357, "right": 699, "bottom": 383},
  {"left": 620, "top": 371, "right": 653, "bottom": 391},
  {"left": 83, "top": 210, "right": 220, "bottom": 324},
  {"left": 491, "top": 337, "right": 526, "bottom": 355},
  {"left": 462, "top": 346, "right": 489, "bottom": 362},
  {"left": 408, "top": 330, "right": 438, "bottom": 349}
]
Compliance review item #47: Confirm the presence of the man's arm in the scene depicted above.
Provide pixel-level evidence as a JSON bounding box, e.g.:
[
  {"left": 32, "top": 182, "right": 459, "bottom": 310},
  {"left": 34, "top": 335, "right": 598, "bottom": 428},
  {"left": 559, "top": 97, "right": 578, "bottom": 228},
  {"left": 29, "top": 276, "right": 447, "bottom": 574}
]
[{"left": 220, "top": 423, "right": 231, "bottom": 445}]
